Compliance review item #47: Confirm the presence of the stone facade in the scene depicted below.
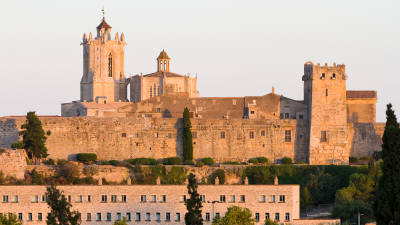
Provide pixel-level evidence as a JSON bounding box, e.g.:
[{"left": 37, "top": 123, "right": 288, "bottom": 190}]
[{"left": 0, "top": 149, "right": 27, "bottom": 179}]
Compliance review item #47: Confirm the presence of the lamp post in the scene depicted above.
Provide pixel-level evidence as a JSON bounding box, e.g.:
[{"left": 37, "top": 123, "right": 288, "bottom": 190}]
[{"left": 207, "top": 200, "right": 220, "bottom": 221}]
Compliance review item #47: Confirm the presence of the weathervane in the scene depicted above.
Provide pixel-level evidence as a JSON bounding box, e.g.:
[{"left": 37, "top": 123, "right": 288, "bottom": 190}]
[{"left": 101, "top": 7, "right": 105, "bottom": 19}]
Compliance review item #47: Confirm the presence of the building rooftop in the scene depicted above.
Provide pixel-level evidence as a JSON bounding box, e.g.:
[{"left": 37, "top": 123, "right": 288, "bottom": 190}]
[{"left": 346, "top": 90, "right": 377, "bottom": 99}]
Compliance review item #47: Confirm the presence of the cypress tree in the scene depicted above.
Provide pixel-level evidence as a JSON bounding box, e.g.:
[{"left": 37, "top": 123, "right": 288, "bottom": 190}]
[
  {"left": 375, "top": 103, "right": 400, "bottom": 225},
  {"left": 183, "top": 107, "right": 193, "bottom": 162},
  {"left": 20, "top": 112, "right": 48, "bottom": 163},
  {"left": 46, "top": 185, "right": 81, "bottom": 225},
  {"left": 185, "top": 173, "right": 203, "bottom": 225}
]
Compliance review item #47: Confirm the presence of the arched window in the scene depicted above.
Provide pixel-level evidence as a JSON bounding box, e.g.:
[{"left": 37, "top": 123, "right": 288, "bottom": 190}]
[
  {"left": 326, "top": 89, "right": 328, "bottom": 96},
  {"left": 108, "top": 53, "right": 113, "bottom": 77},
  {"left": 154, "top": 84, "right": 157, "bottom": 96},
  {"left": 150, "top": 86, "right": 152, "bottom": 98}
]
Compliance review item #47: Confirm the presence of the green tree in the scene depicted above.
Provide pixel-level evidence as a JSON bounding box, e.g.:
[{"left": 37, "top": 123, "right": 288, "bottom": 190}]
[
  {"left": 212, "top": 206, "right": 255, "bottom": 225},
  {"left": 45, "top": 185, "right": 81, "bottom": 225},
  {"left": 183, "top": 107, "right": 193, "bottom": 162},
  {"left": 264, "top": 219, "right": 279, "bottom": 225},
  {"left": 375, "top": 103, "right": 400, "bottom": 225},
  {"left": 185, "top": 173, "right": 203, "bottom": 225},
  {"left": 113, "top": 217, "right": 127, "bottom": 225},
  {"left": 0, "top": 214, "right": 21, "bottom": 225},
  {"left": 300, "top": 186, "right": 313, "bottom": 211},
  {"left": 20, "top": 112, "right": 48, "bottom": 163}
]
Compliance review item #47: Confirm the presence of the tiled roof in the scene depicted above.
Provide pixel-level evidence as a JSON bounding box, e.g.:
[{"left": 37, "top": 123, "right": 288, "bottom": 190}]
[
  {"left": 346, "top": 90, "right": 377, "bottom": 99},
  {"left": 97, "top": 18, "right": 112, "bottom": 30},
  {"left": 157, "top": 50, "right": 170, "bottom": 60},
  {"left": 143, "top": 71, "right": 184, "bottom": 78}
]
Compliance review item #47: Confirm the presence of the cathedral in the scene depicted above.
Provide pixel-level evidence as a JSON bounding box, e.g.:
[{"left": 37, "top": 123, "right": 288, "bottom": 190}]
[{"left": 58, "top": 15, "right": 384, "bottom": 164}]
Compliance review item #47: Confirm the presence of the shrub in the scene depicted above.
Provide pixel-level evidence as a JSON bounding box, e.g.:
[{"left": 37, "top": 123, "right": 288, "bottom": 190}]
[
  {"left": 56, "top": 159, "right": 68, "bottom": 166},
  {"left": 107, "top": 160, "right": 120, "bottom": 166},
  {"left": 195, "top": 161, "right": 204, "bottom": 167},
  {"left": 359, "top": 156, "right": 371, "bottom": 161},
  {"left": 349, "top": 157, "right": 358, "bottom": 163},
  {"left": 200, "top": 157, "right": 215, "bottom": 166},
  {"left": 163, "top": 157, "right": 182, "bottom": 165},
  {"left": 281, "top": 157, "right": 292, "bottom": 164},
  {"left": 373, "top": 151, "right": 382, "bottom": 160},
  {"left": 57, "top": 162, "right": 79, "bottom": 183},
  {"left": 127, "top": 158, "right": 157, "bottom": 165},
  {"left": 83, "top": 164, "right": 99, "bottom": 176},
  {"left": 184, "top": 160, "right": 195, "bottom": 165},
  {"left": 11, "top": 141, "right": 24, "bottom": 149},
  {"left": 255, "top": 157, "right": 268, "bottom": 164},
  {"left": 43, "top": 158, "right": 55, "bottom": 165},
  {"left": 248, "top": 158, "right": 259, "bottom": 164},
  {"left": 76, "top": 153, "right": 97, "bottom": 163},
  {"left": 210, "top": 169, "right": 226, "bottom": 184},
  {"left": 223, "top": 161, "right": 240, "bottom": 165}
]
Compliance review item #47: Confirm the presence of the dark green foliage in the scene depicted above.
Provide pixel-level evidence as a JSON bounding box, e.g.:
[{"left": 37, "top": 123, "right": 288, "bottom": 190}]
[
  {"left": 264, "top": 219, "right": 278, "bottom": 225},
  {"left": 200, "top": 157, "right": 214, "bottom": 166},
  {"left": 184, "top": 160, "right": 195, "bottom": 165},
  {"left": 76, "top": 153, "right": 97, "bottom": 163},
  {"left": 248, "top": 158, "right": 258, "bottom": 164},
  {"left": 43, "top": 158, "right": 55, "bottom": 165},
  {"left": 107, "top": 160, "right": 120, "bottom": 166},
  {"left": 129, "top": 165, "right": 186, "bottom": 185},
  {"left": 195, "top": 161, "right": 204, "bottom": 167},
  {"left": 373, "top": 151, "right": 382, "bottom": 160},
  {"left": 349, "top": 157, "right": 358, "bottom": 164},
  {"left": 249, "top": 157, "right": 268, "bottom": 164},
  {"left": 56, "top": 159, "right": 68, "bottom": 166},
  {"left": 210, "top": 169, "right": 226, "bottom": 184},
  {"left": 300, "top": 186, "right": 313, "bottom": 210},
  {"left": 163, "top": 157, "right": 183, "bottom": 165},
  {"left": 113, "top": 217, "right": 128, "bottom": 225},
  {"left": 375, "top": 103, "right": 400, "bottom": 225},
  {"left": 332, "top": 201, "right": 373, "bottom": 225},
  {"left": 212, "top": 206, "right": 254, "bottom": 225},
  {"left": 20, "top": 112, "right": 48, "bottom": 163},
  {"left": 183, "top": 107, "right": 193, "bottom": 162},
  {"left": 223, "top": 161, "right": 240, "bottom": 165},
  {"left": 126, "top": 158, "right": 157, "bottom": 165},
  {"left": 185, "top": 173, "right": 203, "bottom": 225},
  {"left": 281, "top": 157, "right": 292, "bottom": 164},
  {"left": 11, "top": 141, "right": 24, "bottom": 149},
  {"left": 0, "top": 213, "right": 22, "bottom": 225},
  {"left": 45, "top": 185, "right": 81, "bottom": 225},
  {"left": 29, "top": 169, "right": 45, "bottom": 185}
]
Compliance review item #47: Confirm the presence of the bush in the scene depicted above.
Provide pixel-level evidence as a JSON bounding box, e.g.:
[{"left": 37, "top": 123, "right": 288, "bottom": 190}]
[
  {"left": 223, "top": 161, "right": 240, "bottom": 165},
  {"left": 107, "top": 160, "right": 120, "bottom": 166},
  {"left": 163, "top": 157, "right": 182, "bottom": 165},
  {"left": 76, "top": 153, "right": 97, "bottom": 163},
  {"left": 83, "top": 164, "right": 99, "bottom": 176},
  {"left": 43, "top": 158, "right": 55, "bottom": 165},
  {"left": 11, "top": 141, "right": 24, "bottom": 149},
  {"left": 248, "top": 158, "right": 259, "bottom": 164},
  {"left": 349, "top": 157, "right": 358, "bottom": 163},
  {"left": 200, "top": 157, "right": 215, "bottom": 166},
  {"left": 127, "top": 158, "right": 157, "bottom": 165},
  {"left": 281, "top": 157, "right": 292, "bottom": 164},
  {"left": 56, "top": 159, "right": 68, "bottom": 166},
  {"left": 249, "top": 157, "right": 269, "bottom": 164},
  {"left": 57, "top": 162, "right": 79, "bottom": 182},
  {"left": 195, "top": 161, "right": 204, "bottom": 167},
  {"left": 183, "top": 160, "right": 195, "bottom": 165},
  {"left": 210, "top": 169, "right": 226, "bottom": 184}
]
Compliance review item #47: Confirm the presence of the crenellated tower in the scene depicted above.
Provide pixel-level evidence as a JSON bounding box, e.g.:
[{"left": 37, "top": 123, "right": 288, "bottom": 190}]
[
  {"left": 80, "top": 13, "right": 128, "bottom": 103},
  {"left": 303, "top": 62, "right": 349, "bottom": 164}
]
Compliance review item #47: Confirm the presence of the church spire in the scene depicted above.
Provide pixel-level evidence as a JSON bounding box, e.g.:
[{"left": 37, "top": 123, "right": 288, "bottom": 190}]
[{"left": 96, "top": 8, "right": 112, "bottom": 37}]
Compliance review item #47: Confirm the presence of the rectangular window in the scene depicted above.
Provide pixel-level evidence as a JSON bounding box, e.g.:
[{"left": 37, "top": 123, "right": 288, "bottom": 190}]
[
  {"left": 220, "top": 131, "right": 226, "bottom": 139},
  {"left": 87, "top": 195, "right": 91, "bottom": 202},
  {"left": 122, "top": 195, "right": 127, "bottom": 202},
  {"left": 32, "top": 195, "right": 38, "bottom": 203},
  {"left": 205, "top": 213, "right": 210, "bottom": 221},
  {"left": 321, "top": 131, "right": 327, "bottom": 142},
  {"left": 12, "top": 195, "right": 18, "bottom": 203},
  {"left": 111, "top": 195, "right": 117, "bottom": 202},
  {"left": 135, "top": 213, "right": 141, "bottom": 221},
  {"left": 275, "top": 213, "right": 280, "bottom": 221},
  {"left": 77, "top": 195, "right": 82, "bottom": 203},
  {"left": 299, "top": 114, "right": 303, "bottom": 120},
  {"left": 156, "top": 108, "right": 161, "bottom": 113},
  {"left": 284, "top": 113, "right": 289, "bottom": 119},
  {"left": 260, "top": 195, "right": 266, "bottom": 202},
  {"left": 249, "top": 131, "right": 254, "bottom": 139},
  {"left": 265, "top": 213, "right": 270, "bottom": 220},
  {"left": 41, "top": 195, "right": 47, "bottom": 202},
  {"left": 126, "top": 213, "right": 131, "bottom": 221},
  {"left": 101, "top": 195, "right": 107, "bottom": 202},
  {"left": 68, "top": 195, "right": 71, "bottom": 203},
  {"left": 2, "top": 195, "right": 8, "bottom": 203},
  {"left": 261, "top": 130, "right": 266, "bottom": 136},
  {"left": 219, "top": 195, "right": 226, "bottom": 203},
  {"left": 151, "top": 195, "right": 156, "bottom": 202},
  {"left": 280, "top": 113, "right": 284, "bottom": 119},
  {"left": 141, "top": 195, "right": 146, "bottom": 203},
  {"left": 106, "top": 213, "right": 111, "bottom": 221},
  {"left": 181, "top": 195, "right": 187, "bottom": 202},
  {"left": 117, "top": 213, "right": 121, "bottom": 221},
  {"left": 215, "top": 213, "right": 220, "bottom": 218},
  {"left": 270, "top": 195, "right": 275, "bottom": 203},
  {"left": 285, "top": 213, "right": 290, "bottom": 221},
  {"left": 18, "top": 213, "right": 22, "bottom": 221},
  {"left": 86, "top": 213, "right": 91, "bottom": 221},
  {"left": 28, "top": 213, "right": 32, "bottom": 221},
  {"left": 121, "top": 133, "right": 126, "bottom": 138},
  {"left": 162, "top": 195, "right": 166, "bottom": 202},
  {"left": 156, "top": 213, "right": 161, "bottom": 221},
  {"left": 166, "top": 213, "right": 171, "bottom": 221},
  {"left": 192, "top": 132, "right": 197, "bottom": 138},
  {"left": 176, "top": 213, "right": 180, "bottom": 221},
  {"left": 285, "top": 130, "right": 291, "bottom": 142},
  {"left": 97, "top": 213, "right": 101, "bottom": 221},
  {"left": 240, "top": 195, "right": 246, "bottom": 203},
  {"left": 279, "top": 195, "right": 286, "bottom": 203},
  {"left": 146, "top": 213, "right": 151, "bottom": 221},
  {"left": 255, "top": 213, "right": 260, "bottom": 222},
  {"left": 200, "top": 195, "right": 206, "bottom": 202},
  {"left": 250, "top": 110, "right": 255, "bottom": 115},
  {"left": 230, "top": 195, "right": 235, "bottom": 203},
  {"left": 168, "top": 133, "right": 172, "bottom": 139},
  {"left": 38, "top": 213, "right": 43, "bottom": 221}
]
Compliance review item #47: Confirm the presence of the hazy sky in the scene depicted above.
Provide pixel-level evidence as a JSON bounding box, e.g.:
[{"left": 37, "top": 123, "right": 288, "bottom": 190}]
[{"left": 0, "top": 0, "right": 399, "bottom": 121}]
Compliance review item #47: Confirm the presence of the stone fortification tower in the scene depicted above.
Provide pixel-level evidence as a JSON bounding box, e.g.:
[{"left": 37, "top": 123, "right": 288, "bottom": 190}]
[
  {"left": 303, "top": 62, "right": 349, "bottom": 164},
  {"left": 80, "top": 13, "right": 128, "bottom": 103}
]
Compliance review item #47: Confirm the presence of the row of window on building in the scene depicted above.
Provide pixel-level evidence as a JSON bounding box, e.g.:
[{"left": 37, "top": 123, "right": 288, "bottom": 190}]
[
  {"left": 2, "top": 194, "right": 286, "bottom": 204},
  {"left": 2, "top": 211, "right": 290, "bottom": 223}
]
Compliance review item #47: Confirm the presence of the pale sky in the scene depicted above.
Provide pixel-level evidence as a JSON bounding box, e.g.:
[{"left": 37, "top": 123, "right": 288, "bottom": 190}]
[{"left": 0, "top": 0, "right": 399, "bottom": 122}]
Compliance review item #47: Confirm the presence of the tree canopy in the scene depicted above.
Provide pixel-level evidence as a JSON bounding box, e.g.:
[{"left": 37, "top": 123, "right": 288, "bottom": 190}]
[
  {"left": 20, "top": 112, "right": 48, "bottom": 163},
  {"left": 185, "top": 173, "right": 203, "bottom": 225},
  {"left": 212, "top": 206, "right": 255, "bottom": 225},
  {"left": 46, "top": 185, "right": 81, "bottom": 225},
  {"left": 0, "top": 214, "right": 21, "bottom": 225},
  {"left": 183, "top": 107, "right": 193, "bottom": 162}
]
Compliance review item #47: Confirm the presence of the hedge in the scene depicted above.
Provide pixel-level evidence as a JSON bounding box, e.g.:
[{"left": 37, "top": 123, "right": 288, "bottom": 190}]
[
  {"left": 163, "top": 157, "right": 183, "bottom": 165},
  {"left": 249, "top": 157, "right": 269, "bottom": 164},
  {"left": 200, "top": 157, "right": 215, "bottom": 166},
  {"left": 76, "top": 153, "right": 97, "bottom": 162},
  {"left": 127, "top": 158, "right": 158, "bottom": 165},
  {"left": 281, "top": 157, "right": 292, "bottom": 164}
]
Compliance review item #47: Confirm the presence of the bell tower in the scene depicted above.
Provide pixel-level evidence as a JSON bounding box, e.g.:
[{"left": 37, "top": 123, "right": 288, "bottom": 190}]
[
  {"left": 80, "top": 10, "right": 128, "bottom": 103},
  {"left": 157, "top": 50, "right": 170, "bottom": 72}
]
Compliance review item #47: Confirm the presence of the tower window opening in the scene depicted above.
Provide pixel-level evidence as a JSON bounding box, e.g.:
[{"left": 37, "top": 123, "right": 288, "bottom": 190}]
[
  {"left": 321, "top": 131, "right": 328, "bottom": 142},
  {"left": 150, "top": 87, "right": 152, "bottom": 98},
  {"left": 326, "top": 89, "right": 328, "bottom": 96},
  {"left": 320, "top": 73, "right": 326, "bottom": 79},
  {"left": 154, "top": 84, "right": 157, "bottom": 96},
  {"left": 108, "top": 53, "right": 112, "bottom": 77},
  {"left": 332, "top": 73, "right": 336, "bottom": 79}
]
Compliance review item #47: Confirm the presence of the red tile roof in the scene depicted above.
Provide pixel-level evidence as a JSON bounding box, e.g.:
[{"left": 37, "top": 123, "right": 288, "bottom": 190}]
[{"left": 346, "top": 90, "right": 377, "bottom": 99}]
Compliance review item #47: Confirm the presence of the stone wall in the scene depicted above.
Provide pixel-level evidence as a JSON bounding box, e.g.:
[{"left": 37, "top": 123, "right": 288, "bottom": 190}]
[
  {"left": 293, "top": 219, "right": 340, "bottom": 225},
  {"left": 0, "top": 149, "right": 27, "bottom": 179}
]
